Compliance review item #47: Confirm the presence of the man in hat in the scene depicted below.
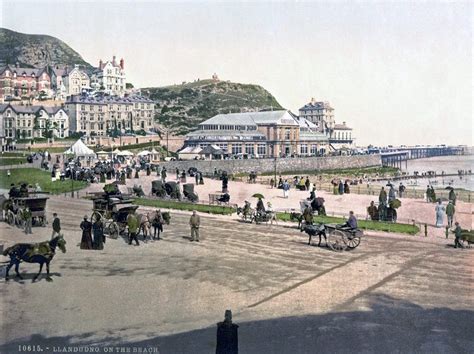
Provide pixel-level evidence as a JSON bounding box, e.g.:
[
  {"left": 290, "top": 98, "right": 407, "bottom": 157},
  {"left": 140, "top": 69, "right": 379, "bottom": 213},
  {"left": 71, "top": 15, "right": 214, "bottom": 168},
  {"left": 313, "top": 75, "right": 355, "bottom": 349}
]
[
  {"left": 161, "top": 167, "right": 167, "bottom": 182},
  {"left": 303, "top": 204, "right": 313, "bottom": 226},
  {"left": 378, "top": 187, "right": 387, "bottom": 221},
  {"left": 345, "top": 211, "right": 358, "bottom": 229},
  {"left": 452, "top": 222, "right": 464, "bottom": 249},
  {"left": 446, "top": 200, "right": 455, "bottom": 228},
  {"left": 388, "top": 184, "right": 396, "bottom": 203},
  {"left": 23, "top": 207, "right": 32, "bottom": 234},
  {"left": 52, "top": 213, "right": 61, "bottom": 238},
  {"left": 448, "top": 188, "right": 457, "bottom": 206},
  {"left": 367, "top": 201, "right": 379, "bottom": 221},
  {"left": 398, "top": 183, "right": 406, "bottom": 198},
  {"left": 189, "top": 210, "right": 200, "bottom": 242},
  {"left": 127, "top": 210, "right": 140, "bottom": 246}
]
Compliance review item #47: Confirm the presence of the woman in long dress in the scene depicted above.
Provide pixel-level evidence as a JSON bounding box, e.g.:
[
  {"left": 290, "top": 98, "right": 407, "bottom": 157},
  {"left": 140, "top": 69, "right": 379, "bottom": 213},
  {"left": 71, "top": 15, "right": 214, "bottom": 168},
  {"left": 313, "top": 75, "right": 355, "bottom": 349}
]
[
  {"left": 435, "top": 199, "right": 445, "bottom": 228},
  {"left": 80, "top": 216, "right": 93, "bottom": 249},
  {"left": 92, "top": 218, "right": 104, "bottom": 250}
]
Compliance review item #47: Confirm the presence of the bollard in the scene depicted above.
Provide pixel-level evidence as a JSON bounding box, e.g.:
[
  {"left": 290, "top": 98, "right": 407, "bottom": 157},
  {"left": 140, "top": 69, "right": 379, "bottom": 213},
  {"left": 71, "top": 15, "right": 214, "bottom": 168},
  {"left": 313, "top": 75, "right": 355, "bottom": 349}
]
[
  {"left": 424, "top": 224, "right": 427, "bottom": 237},
  {"left": 216, "top": 310, "right": 238, "bottom": 354},
  {"left": 445, "top": 226, "right": 449, "bottom": 239}
]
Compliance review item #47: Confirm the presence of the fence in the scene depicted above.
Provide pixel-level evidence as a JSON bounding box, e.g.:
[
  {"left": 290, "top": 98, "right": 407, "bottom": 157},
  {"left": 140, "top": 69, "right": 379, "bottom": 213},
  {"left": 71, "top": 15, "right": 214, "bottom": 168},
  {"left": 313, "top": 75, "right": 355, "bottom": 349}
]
[{"left": 252, "top": 177, "right": 473, "bottom": 203}]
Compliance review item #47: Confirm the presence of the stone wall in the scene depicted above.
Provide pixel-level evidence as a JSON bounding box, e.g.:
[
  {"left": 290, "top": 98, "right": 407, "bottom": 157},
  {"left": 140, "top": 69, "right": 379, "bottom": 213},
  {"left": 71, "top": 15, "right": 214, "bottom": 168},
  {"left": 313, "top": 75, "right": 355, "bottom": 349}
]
[{"left": 162, "top": 154, "right": 382, "bottom": 175}]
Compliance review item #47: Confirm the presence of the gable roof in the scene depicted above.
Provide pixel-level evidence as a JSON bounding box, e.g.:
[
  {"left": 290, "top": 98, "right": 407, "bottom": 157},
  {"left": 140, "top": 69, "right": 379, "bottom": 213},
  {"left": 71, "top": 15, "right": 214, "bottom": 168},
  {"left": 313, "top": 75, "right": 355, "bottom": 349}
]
[
  {"left": 0, "top": 65, "right": 49, "bottom": 78},
  {"left": 0, "top": 104, "right": 9, "bottom": 113},
  {"left": 0, "top": 104, "right": 66, "bottom": 115},
  {"left": 10, "top": 105, "right": 42, "bottom": 114}
]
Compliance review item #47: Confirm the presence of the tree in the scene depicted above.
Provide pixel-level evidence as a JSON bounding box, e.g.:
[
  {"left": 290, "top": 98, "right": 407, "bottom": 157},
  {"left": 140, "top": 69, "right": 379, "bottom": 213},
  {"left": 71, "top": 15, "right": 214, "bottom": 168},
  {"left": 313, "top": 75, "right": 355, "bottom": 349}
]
[{"left": 126, "top": 83, "right": 134, "bottom": 89}]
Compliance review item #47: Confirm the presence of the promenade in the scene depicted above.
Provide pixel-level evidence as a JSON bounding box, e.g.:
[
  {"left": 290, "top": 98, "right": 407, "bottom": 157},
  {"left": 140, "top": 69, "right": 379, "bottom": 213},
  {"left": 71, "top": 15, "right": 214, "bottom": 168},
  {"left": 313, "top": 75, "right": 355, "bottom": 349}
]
[{"left": 0, "top": 195, "right": 473, "bottom": 353}]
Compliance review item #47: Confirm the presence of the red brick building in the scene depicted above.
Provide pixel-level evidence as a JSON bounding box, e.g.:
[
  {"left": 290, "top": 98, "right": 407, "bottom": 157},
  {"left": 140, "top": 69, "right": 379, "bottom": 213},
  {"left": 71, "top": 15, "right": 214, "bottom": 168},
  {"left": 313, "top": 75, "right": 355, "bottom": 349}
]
[{"left": 0, "top": 64, "right": 51, "bottom": 100}]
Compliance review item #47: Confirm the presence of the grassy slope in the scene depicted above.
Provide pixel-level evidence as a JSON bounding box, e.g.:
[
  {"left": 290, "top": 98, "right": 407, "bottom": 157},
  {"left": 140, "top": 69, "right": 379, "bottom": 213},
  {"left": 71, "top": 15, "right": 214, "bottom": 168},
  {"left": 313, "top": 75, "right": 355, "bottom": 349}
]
[
  {"left": 0, "top": 168, "right": 88, "bottom": 194},
  {"left": 0, "top": 28, "right": 92, "bottom": 68},
  {"left": 142, "top": 79, "right": 283, "bottom": 135}
]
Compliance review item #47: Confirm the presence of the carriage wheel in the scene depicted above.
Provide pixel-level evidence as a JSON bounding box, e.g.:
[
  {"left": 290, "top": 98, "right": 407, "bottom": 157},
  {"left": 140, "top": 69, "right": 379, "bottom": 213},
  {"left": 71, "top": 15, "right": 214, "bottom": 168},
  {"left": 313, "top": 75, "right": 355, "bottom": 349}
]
[
  {"left": 6, "top": 212, "right": 14, "bottom": 226},
  {"left": 107, "top": 222, "right": 119, "bottom": 239},
  {"left": 344, "top": 235, "right": 361, "bottom": 249},
  {"left": 328, "top": 230, "right": 347, "bottom": 252},
  {"left": 91, "top": 211, "right": 103, "bottom": 223}
]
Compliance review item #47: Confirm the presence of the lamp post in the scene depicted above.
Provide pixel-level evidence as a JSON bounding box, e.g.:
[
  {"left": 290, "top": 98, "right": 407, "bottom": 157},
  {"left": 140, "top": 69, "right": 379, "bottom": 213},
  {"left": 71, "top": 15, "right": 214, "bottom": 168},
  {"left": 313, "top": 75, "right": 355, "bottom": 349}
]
[
  {"left": 166, "top": 129, "right": 169, "bottom": 157},
  {"left": 270, "top": 142, "right": 277, "bottom": 187}
]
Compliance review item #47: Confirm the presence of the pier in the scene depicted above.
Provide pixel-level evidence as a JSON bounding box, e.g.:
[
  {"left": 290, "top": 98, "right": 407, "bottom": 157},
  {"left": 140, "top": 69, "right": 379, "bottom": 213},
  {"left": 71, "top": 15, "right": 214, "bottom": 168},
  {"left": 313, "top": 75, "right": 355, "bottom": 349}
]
[{"left": 379, "top": 145, "right": 467, "bottom": 168}]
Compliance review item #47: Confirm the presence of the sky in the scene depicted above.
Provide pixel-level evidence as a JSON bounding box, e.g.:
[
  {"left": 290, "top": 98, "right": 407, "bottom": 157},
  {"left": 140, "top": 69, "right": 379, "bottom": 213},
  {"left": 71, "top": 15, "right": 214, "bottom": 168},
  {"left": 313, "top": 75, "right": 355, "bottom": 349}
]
[{"left": 1, "top": 0, "right": 472, "bottom": 146}]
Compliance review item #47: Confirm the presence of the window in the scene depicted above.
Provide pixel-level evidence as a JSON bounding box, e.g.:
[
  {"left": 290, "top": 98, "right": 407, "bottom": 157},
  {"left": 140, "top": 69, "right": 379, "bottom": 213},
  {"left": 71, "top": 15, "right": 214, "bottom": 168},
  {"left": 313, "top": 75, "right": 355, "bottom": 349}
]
[
  {"left": 231, "top": 144, "right": 242, "bottom": 155},
  {"left": 284, "top": 129, "right": 291, "bottom": 140},
  {"left": 245, "top": 143, "right": 254, "bottom": 155},
  {"left": 257, "top": 144, "right": 266, "bottom": 156},
  {"left": 300, "top": 144, "right": 308, "bottom": 154},
  {"left": 217, "top": 143, "right": 228, "bottom": 152},
  {"left": 310, "top": 145, "right": 317, "bottom": 155}
]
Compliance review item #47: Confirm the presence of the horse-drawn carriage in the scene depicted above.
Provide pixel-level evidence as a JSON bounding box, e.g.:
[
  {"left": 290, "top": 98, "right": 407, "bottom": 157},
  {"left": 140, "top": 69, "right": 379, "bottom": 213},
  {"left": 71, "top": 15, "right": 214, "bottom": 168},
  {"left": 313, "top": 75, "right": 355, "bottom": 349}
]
[
  {"left": 302, "top": 223, "right": 363, "bottom": 252},
  {"left": 2, "top": 194, "right": 49, "bottom": 227},
  {"left": 90, "top": 183, "right": 138, "bottom": 239},
  {"left": 182, "top": 183, "right": 199, "bottom": 202},
  {"left": 150, "top": 180, "right": 187, "bottom": 201},
  {"left": 236, "top": 202, "right": 277, "bottom": 225},
  {"left": 91, "top": 195, "right": 138, "bottom": 239}
]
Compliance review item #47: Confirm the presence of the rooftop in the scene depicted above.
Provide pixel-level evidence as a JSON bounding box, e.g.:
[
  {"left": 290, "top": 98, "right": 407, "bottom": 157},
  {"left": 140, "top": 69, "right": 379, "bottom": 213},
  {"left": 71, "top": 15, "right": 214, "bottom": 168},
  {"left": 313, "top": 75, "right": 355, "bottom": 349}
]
[
  {"left": 299, "top": 98, "right": 333, "bottom": 111},
  {"left": 334, "top": 122, "right": 352, "bottom": 130},
  {"left": 66, "top": 94, "right": 154, "bottom": 105},
  {"left": 0, "top": 65, "right": 47, "bottom": 77},
  {"left": 199, "top": 110, "right": 299, "bottom": 127}
]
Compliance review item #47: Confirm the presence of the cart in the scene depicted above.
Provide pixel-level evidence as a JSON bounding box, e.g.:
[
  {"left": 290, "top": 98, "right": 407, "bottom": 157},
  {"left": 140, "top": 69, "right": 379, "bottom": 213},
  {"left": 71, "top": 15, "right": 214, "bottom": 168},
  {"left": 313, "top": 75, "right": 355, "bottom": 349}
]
[
  {"left": 324, "top": 224, "right": 363, "bottom": 251},
  {"left": 3, "top": 196, "right": 48, "bottom": 227}
]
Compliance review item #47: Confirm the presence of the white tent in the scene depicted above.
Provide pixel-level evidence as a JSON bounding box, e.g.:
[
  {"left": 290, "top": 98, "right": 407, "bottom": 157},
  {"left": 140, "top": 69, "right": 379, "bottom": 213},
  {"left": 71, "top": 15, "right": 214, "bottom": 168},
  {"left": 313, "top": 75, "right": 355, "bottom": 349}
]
[
  {"left": 117, "top": 150, "right": 134, "bottom": 156},
  {"left": 150, "top": 148, "right": 160, "bottom": 161},
  {"left": 137, "top": 150, "right": 151, "bottom": 156},
  {"left": 64, "top": 139, "right": 96, "bottom": 157},
  {"left": 112, "top": 148, "right": 121, "bottom": 154}
]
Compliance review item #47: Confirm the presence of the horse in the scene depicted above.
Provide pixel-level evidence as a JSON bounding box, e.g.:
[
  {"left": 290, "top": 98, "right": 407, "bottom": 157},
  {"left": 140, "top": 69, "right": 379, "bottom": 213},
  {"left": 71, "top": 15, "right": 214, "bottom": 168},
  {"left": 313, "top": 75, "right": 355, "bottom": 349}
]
[
  {"left": 3, "top": 236, "right": 67, "bottom": 281},
  {"left": 290, "top": 212, "right": 304, "bottom": 229},
  {"left": 310, "top": 197, "right": 326, "bottom": 216},
  {"left": 301, "top": 224, "right": 327, "bottom": 247},
  {"left": 137, "top": 213, "right": 151, "bottom": 242}
]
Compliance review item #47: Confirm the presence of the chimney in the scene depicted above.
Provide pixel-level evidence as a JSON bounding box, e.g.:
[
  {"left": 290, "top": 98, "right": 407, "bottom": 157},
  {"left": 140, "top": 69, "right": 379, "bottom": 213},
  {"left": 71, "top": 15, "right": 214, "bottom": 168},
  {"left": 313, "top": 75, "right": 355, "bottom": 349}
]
[
  {"left": 112, "top": 56, "right": 116, "bottom": 65},
  {"left": 311, "top": 97, "right": 315, "bottom": 104},
  {"left": 15, "top": 61, "right": 20, "bottom": 68},
  {"left": 99, "top": 59, "right": 103, "bottom": 68},
  {"left": 343, "top": 121, "right": 346, "bottom": 126},
  {"left": 120, "top": 58, "right": 124, "bottom": 70}
]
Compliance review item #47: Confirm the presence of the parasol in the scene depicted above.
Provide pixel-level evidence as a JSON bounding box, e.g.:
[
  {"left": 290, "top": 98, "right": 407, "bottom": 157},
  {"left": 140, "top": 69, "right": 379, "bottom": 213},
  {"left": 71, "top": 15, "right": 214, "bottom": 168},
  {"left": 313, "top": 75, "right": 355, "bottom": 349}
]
[{"left": 251, "top": 193, "right": 265, "bottom": 199}]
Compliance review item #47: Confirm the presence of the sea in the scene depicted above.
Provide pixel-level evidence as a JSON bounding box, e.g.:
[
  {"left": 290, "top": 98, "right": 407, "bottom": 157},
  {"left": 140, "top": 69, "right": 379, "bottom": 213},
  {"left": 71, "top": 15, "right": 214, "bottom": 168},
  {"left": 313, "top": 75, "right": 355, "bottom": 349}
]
[{"left": 398, "top": 155, "right": 474, "bottom": 191}]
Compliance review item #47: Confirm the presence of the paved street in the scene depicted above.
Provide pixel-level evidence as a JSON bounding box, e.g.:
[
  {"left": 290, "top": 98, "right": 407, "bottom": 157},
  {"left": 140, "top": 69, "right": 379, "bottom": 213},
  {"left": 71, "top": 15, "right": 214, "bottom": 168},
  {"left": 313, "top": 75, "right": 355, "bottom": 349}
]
[{"left": 0, "top": 196, "right": 473, "bottom": 353}]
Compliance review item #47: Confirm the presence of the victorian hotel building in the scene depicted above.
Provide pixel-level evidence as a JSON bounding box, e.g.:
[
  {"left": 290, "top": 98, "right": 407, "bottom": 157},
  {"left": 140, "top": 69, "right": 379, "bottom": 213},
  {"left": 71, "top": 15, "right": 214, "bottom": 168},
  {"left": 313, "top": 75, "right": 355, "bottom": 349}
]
[
  {"left": 65, "top": 94, "right": 155, "bottom": 137},
  {"left": 183, "top": 110, "right": 329, "bottom": 158}
]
